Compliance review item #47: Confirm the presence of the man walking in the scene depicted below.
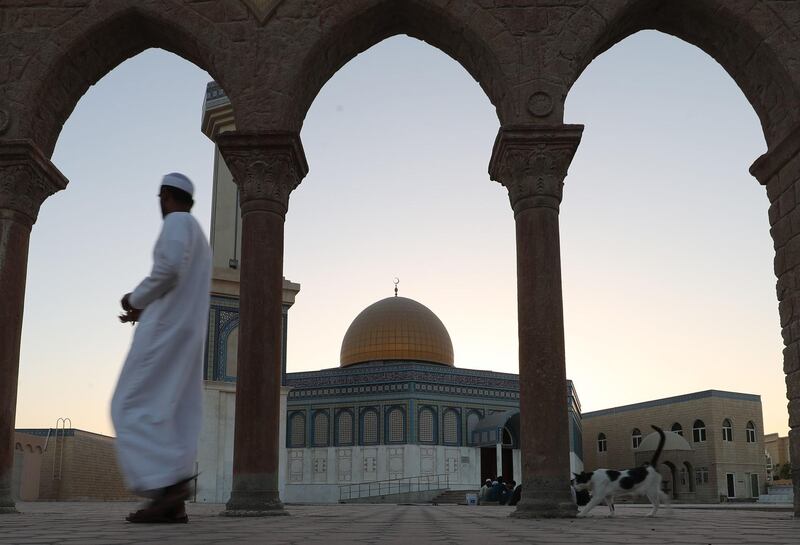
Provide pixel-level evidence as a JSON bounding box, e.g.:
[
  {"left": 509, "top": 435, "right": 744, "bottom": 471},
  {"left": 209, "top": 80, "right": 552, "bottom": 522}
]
[{"left": 112, "top": 173, "right": 211, "bottom": 523}]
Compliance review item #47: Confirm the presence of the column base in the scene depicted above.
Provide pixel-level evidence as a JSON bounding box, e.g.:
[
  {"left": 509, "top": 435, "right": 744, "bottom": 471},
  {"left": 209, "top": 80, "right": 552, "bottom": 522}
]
[
  {"left": 512, "top": 499, "right": 576, "bottom": 519},
  {"left": 511, "top": 484, "right": 577, "bottom": 519},
  {"left": 0, "top": 494, "right": 17, "bottom": 515},
  {"left": 223, "top": 489, "right": 288, "bottom": 517}
]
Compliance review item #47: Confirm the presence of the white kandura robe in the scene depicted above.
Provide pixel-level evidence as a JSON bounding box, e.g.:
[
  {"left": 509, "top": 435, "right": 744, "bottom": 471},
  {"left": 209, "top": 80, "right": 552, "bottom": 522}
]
[{"left": 111, "top": 211, "right": 211, "bottom": 494}]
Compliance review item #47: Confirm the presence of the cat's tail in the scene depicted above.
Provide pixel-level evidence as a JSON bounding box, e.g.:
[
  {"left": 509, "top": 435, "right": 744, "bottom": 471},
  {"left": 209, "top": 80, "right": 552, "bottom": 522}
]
[{"left": 650, "top": 425, "right": 665, "bottom": 467}]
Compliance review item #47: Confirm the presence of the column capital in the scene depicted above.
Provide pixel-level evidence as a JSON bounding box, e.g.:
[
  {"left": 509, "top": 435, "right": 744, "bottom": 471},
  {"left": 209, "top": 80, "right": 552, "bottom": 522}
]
[
  {"left": 750, "top": 125, "right": 800, "bottom": 185},
  {"left": 0, "top": 140, "right": 68, "bottom": 225},
  {"left": 489, "top": 125, "right": 583, "bottom": 214},
  {"left": 215, "top": 131, "right": 309, "bottom": 216}
]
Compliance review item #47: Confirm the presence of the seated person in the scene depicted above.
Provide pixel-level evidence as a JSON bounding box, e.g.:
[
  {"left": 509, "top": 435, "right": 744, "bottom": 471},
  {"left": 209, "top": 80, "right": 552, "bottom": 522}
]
[
  {"left": 499, "top": 481, "right": 514, "bottom": 505},
  {"left": 479, "top": 479, "right": 492, "bottom": 501},
  {"left": 507, "top": 481, "right": 521, "bottom": 506},
  {"left": 488, "top": 476, "right": 505, "bottom": 502}
]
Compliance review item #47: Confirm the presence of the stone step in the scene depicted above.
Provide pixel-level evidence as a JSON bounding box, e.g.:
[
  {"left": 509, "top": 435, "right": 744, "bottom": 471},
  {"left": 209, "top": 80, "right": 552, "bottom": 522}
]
[{"left": 431, "top": 490, "right": 479, "bottom": 504}]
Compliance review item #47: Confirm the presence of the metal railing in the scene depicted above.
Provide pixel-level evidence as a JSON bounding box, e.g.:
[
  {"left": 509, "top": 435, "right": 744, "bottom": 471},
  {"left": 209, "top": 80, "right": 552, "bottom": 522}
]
[
  {"left": 50, "top": 417, "right": 71, "bottom": 481},
  {"left": 339, "top": 473, "right": 449, "bottom": 502}
]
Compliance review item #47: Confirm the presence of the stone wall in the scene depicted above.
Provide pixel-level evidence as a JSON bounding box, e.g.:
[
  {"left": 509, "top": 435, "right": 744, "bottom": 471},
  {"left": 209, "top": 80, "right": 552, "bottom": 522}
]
[{"left": 35, "top": 430, "right": 135, "bottom": 501}]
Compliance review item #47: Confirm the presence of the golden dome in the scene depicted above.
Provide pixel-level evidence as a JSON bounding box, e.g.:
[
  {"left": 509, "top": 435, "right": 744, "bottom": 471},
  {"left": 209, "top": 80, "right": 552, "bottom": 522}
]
[{"left": 340, "top": 296, "right": 454, "bottom": 367}]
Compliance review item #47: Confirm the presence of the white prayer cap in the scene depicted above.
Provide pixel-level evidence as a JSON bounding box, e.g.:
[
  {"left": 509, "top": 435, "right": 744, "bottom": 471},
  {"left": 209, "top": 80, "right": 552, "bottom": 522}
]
[{"left": 161, "top": 172, "right": 194, "bottom": 196}]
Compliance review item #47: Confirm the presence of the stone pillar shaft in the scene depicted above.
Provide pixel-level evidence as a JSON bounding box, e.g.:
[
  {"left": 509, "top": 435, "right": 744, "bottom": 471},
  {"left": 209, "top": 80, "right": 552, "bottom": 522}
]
[
  {"left": 489, "top": 125, "right": 582, "bottom": 518},
  {"left": 0, "top": 211, "right": 32, "bottom": 513},
  {"left": 0, "top": 141, "right": 67, "bottom": 514},
  {"left": 216, "top": 132, "right": 307, "bottom": 516},
  {"left": 750, "top": 127, "right": 800, "bottom": 518}
]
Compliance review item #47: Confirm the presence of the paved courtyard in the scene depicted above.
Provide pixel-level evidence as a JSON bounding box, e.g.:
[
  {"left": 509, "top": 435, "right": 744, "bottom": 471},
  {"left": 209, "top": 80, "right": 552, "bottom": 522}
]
[{"left": 0, "top": 502, "right": 797, "bottom": 545}]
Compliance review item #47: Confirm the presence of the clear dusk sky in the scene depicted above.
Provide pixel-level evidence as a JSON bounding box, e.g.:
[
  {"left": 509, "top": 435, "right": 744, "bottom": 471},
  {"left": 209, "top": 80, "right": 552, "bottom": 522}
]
[{"left": 15, "top": 31, "right": 784, "bottom": 438}]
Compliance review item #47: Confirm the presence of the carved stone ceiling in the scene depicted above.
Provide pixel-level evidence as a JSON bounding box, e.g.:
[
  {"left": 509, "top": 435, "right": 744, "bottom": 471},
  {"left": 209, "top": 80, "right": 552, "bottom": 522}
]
[{"left": 240, "top": 0, "right": 286, "bottom": 24}]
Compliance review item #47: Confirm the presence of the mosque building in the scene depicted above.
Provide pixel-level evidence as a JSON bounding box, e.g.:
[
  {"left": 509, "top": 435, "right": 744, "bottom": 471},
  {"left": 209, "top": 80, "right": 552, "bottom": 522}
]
[{"left": 195, "top": 82, "right": 584, "bottom": 504}]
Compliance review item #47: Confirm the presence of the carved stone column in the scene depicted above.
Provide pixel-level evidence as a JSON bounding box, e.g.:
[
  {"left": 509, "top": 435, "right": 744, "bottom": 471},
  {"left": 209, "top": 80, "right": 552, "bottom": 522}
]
[
  {"left": 489, "top": 124, "right": 582, "bottom": 518},
  {"left": 216, "top": 132, "right": 308, "bottom": 516},
  {"left": 0, "top": 141, "right": 67, "bottom": 514},
  {"left": 750, "top": 126, "right": 800, "bottom": 517}
]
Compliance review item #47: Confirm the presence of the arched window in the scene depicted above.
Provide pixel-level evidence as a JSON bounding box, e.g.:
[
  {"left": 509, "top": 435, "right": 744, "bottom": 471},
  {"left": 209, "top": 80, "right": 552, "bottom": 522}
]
[
  {"left": 336, "top": 409, "right": 354, "bottom": 446},
  {"left": 418, "top": 407, "right": 435, "bottom": 443},
  {"left": 722, "top": 419, "right": 733, "bottom": 442},
  {"left": 443, "top": 409, "right": 459, "bottom": 445},
  {"left": 692, "top": 420, "right": 706, "bottom": 442},
  {"left": 597, "top": 433, "right": 607, "bottom": 453},
  {"left": 313, "top": 411, "right": 329, "bottom": 447},
  {"left": 631, "top": 428, "right": 642, "bottom": 449},
  {"left": 289, "top": 412, "right": 306, "bottom": 448},
  {"left": 14, "top": 442, "right": 22, "bottom": 451},
  {"left": 746, "top": 421, "right": 756, "bottom": 443},
  {"left": 466, "top": 411, "right": 481, "bottom": 445},
  {"left": 361, "top": 409, "right": 379, "bottom": 445},
  {"left": 387, "top": 407, "right": 405, "bottom": 443},
  {"left": 671, "top": 422, "right": 683, "bottom": 436}
]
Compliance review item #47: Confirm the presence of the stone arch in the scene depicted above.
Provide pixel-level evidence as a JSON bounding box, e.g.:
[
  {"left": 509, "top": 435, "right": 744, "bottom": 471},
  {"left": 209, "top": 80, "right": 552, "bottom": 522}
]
[
  {"left": 662, "top": 460, "right": 678, "bottom": 499},
  {"left": 280, "top": 0, "right": 512, "bottom": 131},
  {"left": 562, "top": 0, "right": 800, "bottom": 148},
  {"left": 22, "top": 4, "right": 239, "bottom": 156},
  {"left": 684, "top": 461, "right": 695, "bottom": 493}
]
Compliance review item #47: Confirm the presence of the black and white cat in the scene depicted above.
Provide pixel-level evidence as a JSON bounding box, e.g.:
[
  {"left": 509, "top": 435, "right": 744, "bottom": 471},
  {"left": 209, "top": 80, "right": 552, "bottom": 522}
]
[{"left": 572, "top": 425, "right": 671, "bottom": 517}]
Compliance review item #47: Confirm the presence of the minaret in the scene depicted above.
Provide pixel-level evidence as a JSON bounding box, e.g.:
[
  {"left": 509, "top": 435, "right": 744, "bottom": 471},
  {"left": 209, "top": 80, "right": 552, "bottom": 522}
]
[{"left": 201, "top": 81, "right": 300, "bottom": 383}]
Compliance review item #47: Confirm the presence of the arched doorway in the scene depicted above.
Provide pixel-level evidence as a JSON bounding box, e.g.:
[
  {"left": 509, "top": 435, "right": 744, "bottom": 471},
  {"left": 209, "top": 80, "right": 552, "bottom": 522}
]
[{"left": 661, "top": 461, "right": 678, "bottom": 500}]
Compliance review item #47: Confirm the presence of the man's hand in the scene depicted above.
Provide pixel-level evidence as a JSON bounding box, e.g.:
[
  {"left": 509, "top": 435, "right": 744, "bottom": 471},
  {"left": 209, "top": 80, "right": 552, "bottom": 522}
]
[
  {"left": 119, "top": 293, "right": 142, "bottom": 325},
  {"left": 118, "top": 308, "right": 142, "bottom": 325}
]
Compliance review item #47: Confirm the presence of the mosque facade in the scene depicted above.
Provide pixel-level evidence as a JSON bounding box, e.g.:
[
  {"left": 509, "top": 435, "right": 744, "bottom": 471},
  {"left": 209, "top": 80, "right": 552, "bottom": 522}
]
[{"left": 195, "top": 83, "right": 583, "bottom": 504}]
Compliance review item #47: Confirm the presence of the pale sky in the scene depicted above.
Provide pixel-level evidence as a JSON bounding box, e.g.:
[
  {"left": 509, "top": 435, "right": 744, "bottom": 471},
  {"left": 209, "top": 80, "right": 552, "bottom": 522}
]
[{"left": 16, "top": 31, "right": 785, "bottom": 438}]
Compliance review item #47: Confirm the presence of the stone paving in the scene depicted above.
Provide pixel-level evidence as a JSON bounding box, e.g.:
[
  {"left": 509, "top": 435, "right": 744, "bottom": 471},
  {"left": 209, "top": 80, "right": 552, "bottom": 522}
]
[{"left": 0, "top": 502, "right": 797, "bottom": 545}]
